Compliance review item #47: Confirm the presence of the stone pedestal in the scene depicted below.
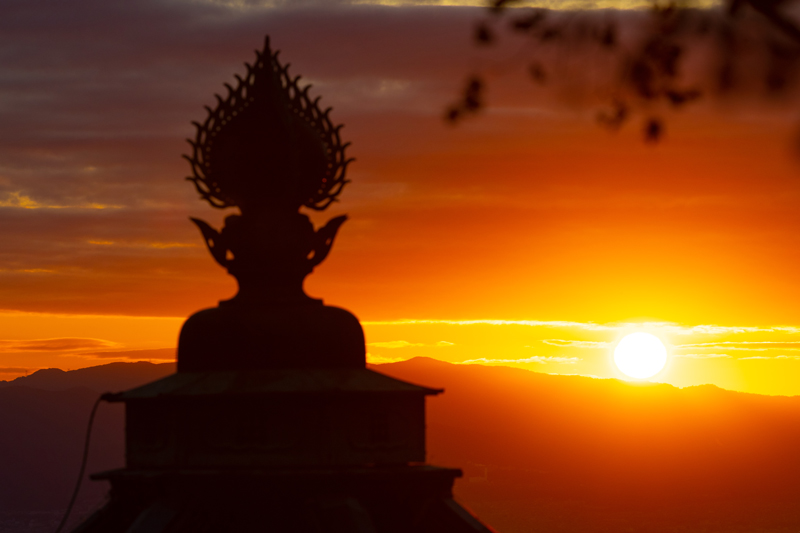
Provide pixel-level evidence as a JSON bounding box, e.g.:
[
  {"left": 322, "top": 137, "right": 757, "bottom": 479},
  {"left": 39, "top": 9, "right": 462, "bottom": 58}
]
[
  {"left": 78, "top": 466, "right": 486, "bottom": 533},
  {"left": 121, "top": 369, "right": 433, "bottom": 468},
  {"left": 72, "top": 368, "right": 493, "bottom": 532}
]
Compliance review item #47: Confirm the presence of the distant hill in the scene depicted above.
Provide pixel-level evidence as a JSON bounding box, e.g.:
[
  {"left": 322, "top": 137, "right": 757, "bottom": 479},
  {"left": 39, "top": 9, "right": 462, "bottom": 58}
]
[
  {"left": 0, "top": 361, "right": 173, "bottom": 529},
  {"left": 2, "top": 358, "right": 799, "bottom": 532},
  {"left": 372, "top": 357, "right": 800, "bottom": 532},
  {"left": 0, "top": 361, "right": 175, "bottom": 393}
]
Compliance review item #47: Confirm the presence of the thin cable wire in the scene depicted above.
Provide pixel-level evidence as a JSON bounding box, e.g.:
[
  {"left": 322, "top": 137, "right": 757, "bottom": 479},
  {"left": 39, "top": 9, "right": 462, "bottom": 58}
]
[{"left": 54, "top": 393, "right": 109, "bottom": 533}]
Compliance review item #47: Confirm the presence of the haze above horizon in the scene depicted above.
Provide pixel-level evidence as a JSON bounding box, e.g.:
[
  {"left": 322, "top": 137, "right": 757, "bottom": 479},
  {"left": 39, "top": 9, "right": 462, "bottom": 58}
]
[{"left": 0, "top": 0, "right": 798, "bottom": 396}]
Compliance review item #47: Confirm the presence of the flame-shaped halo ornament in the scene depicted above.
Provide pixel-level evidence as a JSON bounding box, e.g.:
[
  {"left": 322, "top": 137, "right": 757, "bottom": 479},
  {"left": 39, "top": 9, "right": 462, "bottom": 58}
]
[{"left": 184, "top": 36, "right": 353, "bottom": 213}]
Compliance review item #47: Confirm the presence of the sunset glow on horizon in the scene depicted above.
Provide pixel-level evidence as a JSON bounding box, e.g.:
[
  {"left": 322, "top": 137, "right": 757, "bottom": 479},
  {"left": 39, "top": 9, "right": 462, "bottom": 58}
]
[
  {"left": 1, "top": 1, "right": 799, "bottom": 398},
  {"left": 1, "top": 311, "right": 800, "bottom": 396}
]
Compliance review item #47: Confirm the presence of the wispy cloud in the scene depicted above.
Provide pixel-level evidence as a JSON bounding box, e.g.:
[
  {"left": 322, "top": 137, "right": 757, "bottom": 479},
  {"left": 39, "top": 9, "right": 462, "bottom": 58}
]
[
  {"left": 363, "top": 319, "right": 800, "bottom": 340},
  {"left": 740, "top": 355, "right": 800, "bottom": 361},
  {"left": 364, "top": 319, "right": 800, "bottom": 338},
  {"left": 674, "top": 353, "right": 731, "bottom": 359},
  {"left": 677, "top": 341, "right": 800, "bottom": 351},
  {"left": 365, "top": 353, "right": 407, "bottom": 364},
  {"left": 363, "top": 319, "right": 615, "bottom": 330},
  {"left": 458, "top": 356, "right": 580, "bottom": 365},
  {"left": 203, "top": 0, "right": 672, "bottom": 10},
  {"left": 0, "top": 367, "right": 31, "bottom": 374},
  {"left": 0, "top": 268, "right": 56, "bottom": 274},
  {"left": 677, "top": 325, "right": 800, "bottom": 335},
  {"left": 368, "top": 340, "right": 424, "bottom": 348},
  {"left": 88, "top": 240, "right": 197, "bottom": 249},
  {"left": 0, "top": 338, "right": 117, "bottom": 352},
  {"left": 542, "top": 339, "right": 610, "bottom": 348},
  {"left": 0, "top": 192, "right": 122, "bottom": 210},
  {"left": 147, "top": 242, "right": 198, "bottom": 249},
  {"left": 368, "top": 340, "right": 454, "bottom": 348},
  {"left": 81, "top": 347, "right": 175, "bottom": 360}
]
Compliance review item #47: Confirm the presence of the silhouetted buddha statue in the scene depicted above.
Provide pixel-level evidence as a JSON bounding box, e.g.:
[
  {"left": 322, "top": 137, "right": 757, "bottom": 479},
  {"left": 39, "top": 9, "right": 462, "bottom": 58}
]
[
  {"left": 178, "top": 37, "right": 364, "bottom": 371},
  {"left": 69, "top": 38, "right": 493, "bottom": 533}
]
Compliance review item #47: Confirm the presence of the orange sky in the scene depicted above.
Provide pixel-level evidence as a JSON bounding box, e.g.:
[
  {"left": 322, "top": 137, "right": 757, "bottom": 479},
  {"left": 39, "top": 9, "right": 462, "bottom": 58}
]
[{"left": 1, "top": 1, "right": 799, "bottom": 395}]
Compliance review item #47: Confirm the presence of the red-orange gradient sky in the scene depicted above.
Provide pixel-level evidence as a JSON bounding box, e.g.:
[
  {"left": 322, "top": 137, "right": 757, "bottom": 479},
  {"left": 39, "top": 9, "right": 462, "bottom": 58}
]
[{"left": 1, "top": 1, "right": 799, "bottom": 395}]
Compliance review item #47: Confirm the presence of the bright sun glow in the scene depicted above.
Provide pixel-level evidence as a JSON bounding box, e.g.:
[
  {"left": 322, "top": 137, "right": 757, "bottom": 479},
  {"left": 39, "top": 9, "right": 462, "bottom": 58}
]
[{"left": 613, "top": 332, "right": 668, "bottom": 379}]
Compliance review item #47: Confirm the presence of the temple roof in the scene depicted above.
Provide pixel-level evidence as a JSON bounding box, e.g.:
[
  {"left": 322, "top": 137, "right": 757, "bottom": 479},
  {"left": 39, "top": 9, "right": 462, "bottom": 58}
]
[{"left": 109, "top": 368, "right": 442, "bottom": 401}]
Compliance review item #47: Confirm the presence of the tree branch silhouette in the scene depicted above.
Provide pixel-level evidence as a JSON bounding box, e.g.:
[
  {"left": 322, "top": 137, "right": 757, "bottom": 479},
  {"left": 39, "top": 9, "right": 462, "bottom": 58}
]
[{"left": 447, "top": 0, "right": 800, "bottom": 141}]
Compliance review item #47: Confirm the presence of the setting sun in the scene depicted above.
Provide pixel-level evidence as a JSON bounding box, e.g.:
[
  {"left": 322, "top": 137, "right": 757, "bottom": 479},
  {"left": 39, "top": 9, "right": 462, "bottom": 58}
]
[{"left": 613, "top": 332, "right": 668, "bottom": 379}]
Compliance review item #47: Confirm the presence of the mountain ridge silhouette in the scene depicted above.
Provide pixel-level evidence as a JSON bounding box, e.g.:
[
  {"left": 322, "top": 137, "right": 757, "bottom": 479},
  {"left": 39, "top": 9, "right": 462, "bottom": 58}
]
[
  {"left": 371, "top": 357, "right": 800, "bottom": 532},
  {"left": 0, "top": 361, "right": 175, "bottom": 393},
  {"left": 1, "top": 357, "right": 798, "bottom": 532}
]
